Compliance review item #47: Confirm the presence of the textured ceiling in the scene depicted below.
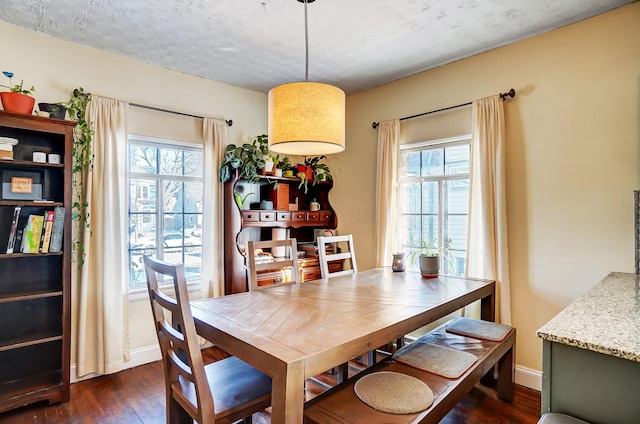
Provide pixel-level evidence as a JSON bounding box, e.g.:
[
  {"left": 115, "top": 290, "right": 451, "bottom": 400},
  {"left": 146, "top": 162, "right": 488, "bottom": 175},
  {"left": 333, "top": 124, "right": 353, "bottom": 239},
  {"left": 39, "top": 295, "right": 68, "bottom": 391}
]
[{"left": 0, "top": 0, "right": 634, "bottom": 95}]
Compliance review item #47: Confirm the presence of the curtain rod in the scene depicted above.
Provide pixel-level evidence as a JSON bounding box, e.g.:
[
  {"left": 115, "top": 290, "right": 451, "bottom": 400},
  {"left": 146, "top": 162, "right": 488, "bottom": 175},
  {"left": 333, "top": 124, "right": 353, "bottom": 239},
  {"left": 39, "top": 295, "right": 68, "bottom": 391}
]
[
  {"left": 371, "top": 88, "right": 515, "bottom": 129},
  {"left": 130, "top": 102, "right": 233, "bottom": 127}
]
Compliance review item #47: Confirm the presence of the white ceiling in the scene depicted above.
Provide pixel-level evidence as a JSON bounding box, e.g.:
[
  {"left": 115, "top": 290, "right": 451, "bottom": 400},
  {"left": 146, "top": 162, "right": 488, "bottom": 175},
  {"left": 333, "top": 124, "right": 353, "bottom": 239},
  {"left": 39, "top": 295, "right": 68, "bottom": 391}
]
[{"left": 0, "top": 0, "right": 634, "bottom": 95}]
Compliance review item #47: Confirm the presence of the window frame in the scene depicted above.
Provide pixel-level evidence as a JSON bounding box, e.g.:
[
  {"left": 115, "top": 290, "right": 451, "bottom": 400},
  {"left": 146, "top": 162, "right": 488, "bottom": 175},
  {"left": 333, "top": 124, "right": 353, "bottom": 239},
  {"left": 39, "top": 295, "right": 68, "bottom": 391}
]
[
  {"left": 396, "top": 134, "right": 471, "bottom": 276},
  {"left": 126, "top": 134, "right": 204, "bottom": 296}
]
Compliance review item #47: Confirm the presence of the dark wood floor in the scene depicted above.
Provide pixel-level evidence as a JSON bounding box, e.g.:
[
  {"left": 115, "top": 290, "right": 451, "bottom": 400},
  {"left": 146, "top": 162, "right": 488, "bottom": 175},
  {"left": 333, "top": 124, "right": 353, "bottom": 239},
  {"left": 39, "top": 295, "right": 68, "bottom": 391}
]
[{"left": 0, "top": 347, "right": 541, "bottom": 423}]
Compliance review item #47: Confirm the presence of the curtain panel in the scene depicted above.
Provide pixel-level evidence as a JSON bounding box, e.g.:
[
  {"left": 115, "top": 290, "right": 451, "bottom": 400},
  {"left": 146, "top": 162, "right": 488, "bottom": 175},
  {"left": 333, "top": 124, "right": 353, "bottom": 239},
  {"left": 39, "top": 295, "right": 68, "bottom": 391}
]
[
  {"left": 466, "top": 95, "right": 512, "bottom": 324},
  {"left": 201, "top": 118, "right": 226, "bottom": 298},
  {"left": 375, "top": 119, "right": 400, "bottom": 267},
  {"left": 75, "top": 95, "right": 130, "bottom": 377}
]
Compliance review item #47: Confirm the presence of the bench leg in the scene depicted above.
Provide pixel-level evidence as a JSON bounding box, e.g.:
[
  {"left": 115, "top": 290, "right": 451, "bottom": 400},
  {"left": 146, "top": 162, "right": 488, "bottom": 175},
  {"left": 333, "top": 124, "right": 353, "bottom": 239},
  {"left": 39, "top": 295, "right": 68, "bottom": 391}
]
[{"left": 496, "top": 345, "right": 515, "bottom": 402}]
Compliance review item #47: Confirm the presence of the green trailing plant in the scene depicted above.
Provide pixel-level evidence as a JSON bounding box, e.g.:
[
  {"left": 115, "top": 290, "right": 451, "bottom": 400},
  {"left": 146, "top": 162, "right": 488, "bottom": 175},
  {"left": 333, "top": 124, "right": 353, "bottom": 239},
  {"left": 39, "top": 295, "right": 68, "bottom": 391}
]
[
  {"left": 1, "top": 71, "right": 35, "bottom": 95},
  {"left": 219, "top": 134, "right": 269, "bottom": 183},
  {"left": 234, "top": 191, "right": 254, "bottom": 209},
  {"left": 60, "top": 88, "right": 93, "bottom": 266}
]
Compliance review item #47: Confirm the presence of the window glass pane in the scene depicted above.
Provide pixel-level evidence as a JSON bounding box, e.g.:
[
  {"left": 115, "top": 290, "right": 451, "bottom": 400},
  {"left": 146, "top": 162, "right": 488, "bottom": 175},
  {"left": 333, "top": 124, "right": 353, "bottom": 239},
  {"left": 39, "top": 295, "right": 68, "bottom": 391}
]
[
  {"left": 164, "top": 213, "right": 183, "bottom": 234},
  {"left": 444, "top": 145, "right": 470, "bottom": 175},
  {"left": 421, "top": 215, "right": 437, "bottom": 244},
  {"left": 421, "top": 181, "right": 438, "bottom": 214},
  {"left": 399, "top": 151, "right": 421, "bottom": 178},
  {"left": 129, "top": 145, "right": 157, "bottom": 174},
  {"left": 163, "top": 180, "right": 183, "bottom": 212},
  {"left": 184, "top": 182, "right": 203, "bottom": 213},
  {"left": 184, "top": 150, "right": 203, "bottom": 177},
  {"left": 401, "top": 215, "right": 422, "bottom": 248},
  {"left": 400, "top": 182, "right": 421, "bottom": 214},
  {"left": 159, "top": 148, "right": 183, "bottom": 175},
  {"left": 129, "top": 178, "right": 157, "bottom": 213},
  {"left": 445, "top": 179, "right": 469, "bottom": 214},
  {"left": 421, "top": 148, "right": 443, "bottom": 177},
  {"left": 445, "top": 215, "right": 467, "bottom": 251}
]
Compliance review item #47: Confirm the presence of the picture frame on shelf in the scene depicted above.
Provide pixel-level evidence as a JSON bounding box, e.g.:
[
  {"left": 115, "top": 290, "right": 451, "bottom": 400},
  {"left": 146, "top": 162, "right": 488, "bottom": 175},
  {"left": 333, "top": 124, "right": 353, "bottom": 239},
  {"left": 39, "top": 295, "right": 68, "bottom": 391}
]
[{"left": 1, "top": 170, "right": 43, "bottom": 200}]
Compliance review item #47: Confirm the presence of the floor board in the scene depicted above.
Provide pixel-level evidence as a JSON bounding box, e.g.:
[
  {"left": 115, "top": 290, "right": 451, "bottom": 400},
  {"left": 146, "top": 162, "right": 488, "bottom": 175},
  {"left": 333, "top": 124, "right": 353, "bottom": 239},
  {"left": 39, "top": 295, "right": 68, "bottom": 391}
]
[{"left": 0, "top": 347, "right": 541, "bottom": 423}]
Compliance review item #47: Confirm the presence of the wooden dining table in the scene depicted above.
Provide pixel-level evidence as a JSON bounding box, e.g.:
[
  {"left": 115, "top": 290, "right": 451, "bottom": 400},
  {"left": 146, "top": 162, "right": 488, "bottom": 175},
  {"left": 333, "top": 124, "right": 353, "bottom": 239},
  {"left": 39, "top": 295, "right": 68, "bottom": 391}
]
[{"left": 190, "top": 268, "right": 495, "bottom": 424}]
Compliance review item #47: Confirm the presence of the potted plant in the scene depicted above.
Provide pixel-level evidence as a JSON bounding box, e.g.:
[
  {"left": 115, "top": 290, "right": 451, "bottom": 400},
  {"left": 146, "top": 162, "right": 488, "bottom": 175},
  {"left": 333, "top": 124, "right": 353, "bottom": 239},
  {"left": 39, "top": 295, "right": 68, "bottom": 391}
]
[
  {"left": 219, "top": 134, "right": 271, "bottom": 183},
  {"left": 297, "top": 155, "right": 333, "bottom": 193},
  {"left": 0, "top": 71, "right": 36, "bottom": 115},
  {"left": 408, "top": 238, "right": 452, "bottom": 278}
]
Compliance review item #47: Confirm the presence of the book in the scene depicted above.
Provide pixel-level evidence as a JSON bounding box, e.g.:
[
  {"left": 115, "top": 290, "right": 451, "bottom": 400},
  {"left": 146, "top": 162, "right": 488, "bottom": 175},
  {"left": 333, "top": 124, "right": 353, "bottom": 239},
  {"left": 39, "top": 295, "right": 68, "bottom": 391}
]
[
  {"left": 39, "top": 210, "right": 55, "bottom": 253},
  {"left": 49, "top": 206, "right": 65, "bottom": 253},
  {"left": 22, "top": 215, "right": 44, "bottom": 253},
  {"left": 6, "top": 206, "right": 21, "bottom": 253},
  {"left": 15, "top": 228, "right": 24, "bottom": 252}
]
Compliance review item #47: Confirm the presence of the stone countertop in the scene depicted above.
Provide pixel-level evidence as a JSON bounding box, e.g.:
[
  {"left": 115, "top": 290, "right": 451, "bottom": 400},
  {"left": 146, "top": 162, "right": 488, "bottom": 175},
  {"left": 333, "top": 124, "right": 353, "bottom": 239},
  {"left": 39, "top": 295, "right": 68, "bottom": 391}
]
[{"left": 536, "top": 272, "right": 640, "bottom": 363}]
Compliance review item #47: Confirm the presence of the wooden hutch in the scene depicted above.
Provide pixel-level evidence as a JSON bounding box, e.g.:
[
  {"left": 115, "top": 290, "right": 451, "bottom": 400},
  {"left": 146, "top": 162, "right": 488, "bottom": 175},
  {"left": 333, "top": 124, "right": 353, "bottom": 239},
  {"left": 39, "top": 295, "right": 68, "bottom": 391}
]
[{"left": 223, "top": 172, "right": 338, "bottom": 294}]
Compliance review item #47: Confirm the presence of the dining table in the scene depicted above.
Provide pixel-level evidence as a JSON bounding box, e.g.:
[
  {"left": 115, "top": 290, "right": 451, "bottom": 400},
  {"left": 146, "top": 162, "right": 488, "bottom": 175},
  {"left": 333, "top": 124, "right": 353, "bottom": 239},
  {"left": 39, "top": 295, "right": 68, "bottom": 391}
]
[{"left": 190, "top": 267, "right": 495, "bottom": 424}]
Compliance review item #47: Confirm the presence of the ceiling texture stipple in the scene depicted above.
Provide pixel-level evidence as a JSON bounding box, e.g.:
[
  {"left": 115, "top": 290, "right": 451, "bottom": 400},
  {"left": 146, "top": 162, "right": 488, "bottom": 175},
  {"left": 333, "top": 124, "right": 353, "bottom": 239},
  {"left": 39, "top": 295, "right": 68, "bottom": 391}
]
[{"left": 0, "top": 0, "right": 634, "bottom": 95}]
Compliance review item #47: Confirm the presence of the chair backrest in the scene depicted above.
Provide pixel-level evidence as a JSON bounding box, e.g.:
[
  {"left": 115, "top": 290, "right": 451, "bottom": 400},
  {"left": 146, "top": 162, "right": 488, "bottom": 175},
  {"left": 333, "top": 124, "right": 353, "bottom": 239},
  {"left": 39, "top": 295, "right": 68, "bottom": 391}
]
[
  {"left": 143, "top": 255, "right": 214, "bottom": 423},
  {"left": 246, "top": 238, "right": 301, "bottom": 291},
  {"left": 317, "top": 234, "right": 358, "bottom": 279}
]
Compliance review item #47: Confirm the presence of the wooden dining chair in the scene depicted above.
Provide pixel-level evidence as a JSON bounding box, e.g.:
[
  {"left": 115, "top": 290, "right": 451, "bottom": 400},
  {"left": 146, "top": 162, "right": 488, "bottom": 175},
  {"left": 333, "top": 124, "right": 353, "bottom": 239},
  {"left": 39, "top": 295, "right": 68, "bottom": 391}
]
[
  {"left": 143, "top": 255, "right": 271, "bottom": 424},
  {"left": 246, "top": 238, "right": 301, "bottom": 291},
  {"left": 317, "top": 234, "right": 358, "bottom": 279}
]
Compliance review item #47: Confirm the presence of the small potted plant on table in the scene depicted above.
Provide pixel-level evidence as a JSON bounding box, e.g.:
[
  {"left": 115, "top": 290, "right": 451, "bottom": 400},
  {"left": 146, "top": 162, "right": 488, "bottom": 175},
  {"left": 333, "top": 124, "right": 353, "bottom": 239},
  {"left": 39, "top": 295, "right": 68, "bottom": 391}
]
[{"left": 408, "top": 238, "right": 452, "bottom": 278}]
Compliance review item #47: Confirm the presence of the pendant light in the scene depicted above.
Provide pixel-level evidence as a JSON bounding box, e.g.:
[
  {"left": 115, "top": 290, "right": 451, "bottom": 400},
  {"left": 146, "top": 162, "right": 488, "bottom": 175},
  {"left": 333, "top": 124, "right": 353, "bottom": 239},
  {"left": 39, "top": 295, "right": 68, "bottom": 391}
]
[{"left": 268, "top": 0, "right": 346, "bottom": 155}]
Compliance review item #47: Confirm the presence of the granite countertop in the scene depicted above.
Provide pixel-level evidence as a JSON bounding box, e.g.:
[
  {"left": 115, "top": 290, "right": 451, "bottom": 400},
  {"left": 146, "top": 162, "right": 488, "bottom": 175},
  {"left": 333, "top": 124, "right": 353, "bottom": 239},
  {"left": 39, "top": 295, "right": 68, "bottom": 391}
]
[{"left": 536, "top": 272, "right": 640, "bottom": 363}]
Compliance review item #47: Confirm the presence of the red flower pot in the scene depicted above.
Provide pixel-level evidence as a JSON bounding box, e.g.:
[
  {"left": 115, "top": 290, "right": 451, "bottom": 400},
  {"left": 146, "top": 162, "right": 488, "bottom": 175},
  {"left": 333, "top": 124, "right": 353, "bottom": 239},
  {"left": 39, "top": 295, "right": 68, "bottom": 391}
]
[
  {"left": 297, "top": 165, "right": 313, "bottom": 180},
  {"left": 1, "top": 92, "right": 36, "bottom": 115}
]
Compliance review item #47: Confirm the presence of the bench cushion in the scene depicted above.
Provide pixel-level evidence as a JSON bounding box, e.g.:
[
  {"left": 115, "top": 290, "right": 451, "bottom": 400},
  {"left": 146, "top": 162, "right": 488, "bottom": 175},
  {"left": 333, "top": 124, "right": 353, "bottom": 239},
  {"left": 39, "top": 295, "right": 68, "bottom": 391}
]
[
  {"left": 445, "top": 317, "right": 512, "bottom": 342},
  {"left": 393, "top": 339, "right": 477, "bottom": 379},
  {"left": 354, "top": 371, "right": 434, "bottom": 414}
]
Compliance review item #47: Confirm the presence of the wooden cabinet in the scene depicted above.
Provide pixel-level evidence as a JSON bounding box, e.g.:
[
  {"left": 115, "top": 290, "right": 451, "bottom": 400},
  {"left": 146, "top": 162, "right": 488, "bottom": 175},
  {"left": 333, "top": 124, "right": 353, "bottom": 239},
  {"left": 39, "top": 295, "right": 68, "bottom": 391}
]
[
  {"left": 0, "top": 111, "right": 73, "bottom": 412},
  {"left": 224, "top": 172, "right": 338, "bottom": 294}
]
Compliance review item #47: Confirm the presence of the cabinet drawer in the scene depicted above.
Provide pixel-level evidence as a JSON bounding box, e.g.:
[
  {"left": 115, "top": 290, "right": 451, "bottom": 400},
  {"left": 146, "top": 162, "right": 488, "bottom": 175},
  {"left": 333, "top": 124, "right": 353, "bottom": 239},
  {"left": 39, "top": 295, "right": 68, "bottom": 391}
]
[
  {"left": 291, "top": 212, "right": 307, "bottom": 221},
  {"left": 260, "top": 212, "right": 276, "bottom": 222},
  {"left": 319, "top": 211, "right": 332, "bottom": 222},
  {"left": 242, "top": 211, "right": 260, "bottom": 222},
  {"left": 277, "top": 212, "right": 291, "bottom": 222},
  {"left": 306, "top": 212, "right": 320, "bottom": 221}
]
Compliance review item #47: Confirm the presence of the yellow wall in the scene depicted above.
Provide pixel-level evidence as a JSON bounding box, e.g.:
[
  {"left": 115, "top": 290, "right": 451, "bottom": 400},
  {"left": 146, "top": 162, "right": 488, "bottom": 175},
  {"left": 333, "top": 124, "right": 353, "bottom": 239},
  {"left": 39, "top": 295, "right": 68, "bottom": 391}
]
[
  {"left": 1, "top": 20, "right": 268, "bottom": 368},
  {"left": 339, "top": 3, "right": 640, "bottom": 372}
]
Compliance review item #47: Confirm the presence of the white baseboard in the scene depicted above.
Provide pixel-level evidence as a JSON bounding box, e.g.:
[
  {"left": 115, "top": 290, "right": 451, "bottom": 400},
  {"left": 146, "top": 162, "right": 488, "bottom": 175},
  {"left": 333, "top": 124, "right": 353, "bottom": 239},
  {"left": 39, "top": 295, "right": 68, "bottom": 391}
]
[
  {"left": 515, "top": 365, "right": 542, "bottom": 391},
  {"left": 72, "top": 344, "right": 543, "bottom": 393},
  {"left": 71, "top": 344, "right": 161, "bottom": 384}
]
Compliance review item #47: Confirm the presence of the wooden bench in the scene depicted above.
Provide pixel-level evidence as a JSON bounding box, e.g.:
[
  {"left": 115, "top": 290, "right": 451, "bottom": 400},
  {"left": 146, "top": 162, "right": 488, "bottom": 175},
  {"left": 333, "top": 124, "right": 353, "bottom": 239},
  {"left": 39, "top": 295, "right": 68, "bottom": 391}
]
[{"left": 304, "top": 320, "right": 516, "bottom": 424}]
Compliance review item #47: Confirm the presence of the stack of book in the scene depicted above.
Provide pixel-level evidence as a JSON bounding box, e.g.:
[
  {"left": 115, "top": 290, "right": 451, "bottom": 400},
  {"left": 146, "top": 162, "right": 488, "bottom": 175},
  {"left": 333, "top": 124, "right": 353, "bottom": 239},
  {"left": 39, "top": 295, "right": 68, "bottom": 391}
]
[{"left": 5, "top": 206, "right": 65, "bottom": 254}]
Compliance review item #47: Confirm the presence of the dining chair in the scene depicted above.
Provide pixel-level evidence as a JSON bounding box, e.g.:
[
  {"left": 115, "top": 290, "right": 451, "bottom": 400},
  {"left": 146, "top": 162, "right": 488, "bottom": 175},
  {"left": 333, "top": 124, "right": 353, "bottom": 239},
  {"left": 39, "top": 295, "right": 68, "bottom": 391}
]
[
  {"left": 317, "top": 234, "right": 371, "bottom": 380},
  {"left": 246, "top": 238, "right": 300, "bottom": 291},
  {"left": 143, "top": 255, "right": 271, "bottom": 424},
  {"left": 317, "top": 234, "right": 358, "bottom": 278}
]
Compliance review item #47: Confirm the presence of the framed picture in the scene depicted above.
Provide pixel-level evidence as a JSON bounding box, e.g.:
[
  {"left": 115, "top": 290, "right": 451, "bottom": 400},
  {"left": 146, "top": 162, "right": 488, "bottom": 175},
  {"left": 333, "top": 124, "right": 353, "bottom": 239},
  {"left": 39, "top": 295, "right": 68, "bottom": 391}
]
[
  {"left": 10, "top": 176, "right": 33, "bottom": 194},
  {"left": 1, "top": 170, "right": 43, "bottom": 200}
]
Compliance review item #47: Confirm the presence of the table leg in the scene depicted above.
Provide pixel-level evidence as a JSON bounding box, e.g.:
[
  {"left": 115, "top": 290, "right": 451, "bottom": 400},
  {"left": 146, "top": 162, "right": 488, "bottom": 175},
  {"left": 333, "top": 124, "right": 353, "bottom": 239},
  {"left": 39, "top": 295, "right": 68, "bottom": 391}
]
[{"left": 271, "top": 360, "right": 305, "bottom": 423}]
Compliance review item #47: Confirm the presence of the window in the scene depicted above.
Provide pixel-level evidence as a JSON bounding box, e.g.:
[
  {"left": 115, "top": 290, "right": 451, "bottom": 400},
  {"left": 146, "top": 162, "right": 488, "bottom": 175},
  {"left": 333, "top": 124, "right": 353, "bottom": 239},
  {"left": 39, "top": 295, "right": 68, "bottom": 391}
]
[
  {"left": 397, "top": 136, "right": 470, "bottom": 275},
  {"left": 127, "top": 136, "right": 203, "bottom": 289}
]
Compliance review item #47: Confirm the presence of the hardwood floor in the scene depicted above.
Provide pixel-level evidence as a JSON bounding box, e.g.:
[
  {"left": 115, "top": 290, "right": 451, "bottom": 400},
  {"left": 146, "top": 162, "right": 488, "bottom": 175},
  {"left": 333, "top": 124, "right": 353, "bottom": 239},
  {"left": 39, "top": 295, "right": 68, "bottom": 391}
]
[{"left": 0, "top": 347, "right": 541, "bottom": 423}]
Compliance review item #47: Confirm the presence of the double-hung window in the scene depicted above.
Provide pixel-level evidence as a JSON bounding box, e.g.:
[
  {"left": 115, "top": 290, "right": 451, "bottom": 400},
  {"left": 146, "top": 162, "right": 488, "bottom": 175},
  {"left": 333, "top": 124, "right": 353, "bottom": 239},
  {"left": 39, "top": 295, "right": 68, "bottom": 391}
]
[
  {"left": 127, "top": 136, "right": 203, "bottom": 290},
  {"left": 397, "top": 136, "right": 471, "bottom": 275}
]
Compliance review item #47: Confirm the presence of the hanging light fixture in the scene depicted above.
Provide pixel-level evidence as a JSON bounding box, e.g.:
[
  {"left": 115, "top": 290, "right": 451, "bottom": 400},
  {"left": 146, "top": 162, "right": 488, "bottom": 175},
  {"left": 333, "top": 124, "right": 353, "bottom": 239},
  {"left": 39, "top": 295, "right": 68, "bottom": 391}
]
[{"left": 268, "top": 0, "right": 346, "bottom": 155}]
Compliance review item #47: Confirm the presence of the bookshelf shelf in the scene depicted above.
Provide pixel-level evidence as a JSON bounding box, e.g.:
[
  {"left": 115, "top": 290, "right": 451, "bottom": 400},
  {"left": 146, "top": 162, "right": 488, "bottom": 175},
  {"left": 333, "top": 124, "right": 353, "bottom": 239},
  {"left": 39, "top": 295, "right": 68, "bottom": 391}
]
[{"left": 0, "top": 111, "right": 73, "bottom": 413}]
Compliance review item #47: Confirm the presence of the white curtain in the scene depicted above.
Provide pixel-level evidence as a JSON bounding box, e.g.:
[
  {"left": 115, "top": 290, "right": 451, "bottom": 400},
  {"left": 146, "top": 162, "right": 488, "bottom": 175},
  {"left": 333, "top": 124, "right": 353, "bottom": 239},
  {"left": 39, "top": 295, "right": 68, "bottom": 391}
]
[
  {"left": 201, "top": 118, "right": 226, "bottom": 298},
  {"left": 466, "top": 95, "right": 512, "bottom": 324},
  {"left": 76, "top": 96, "right": 129, "bottom": 376},
  {"left": 375, "top": 119, "right": 400, "bottom": 267}
]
